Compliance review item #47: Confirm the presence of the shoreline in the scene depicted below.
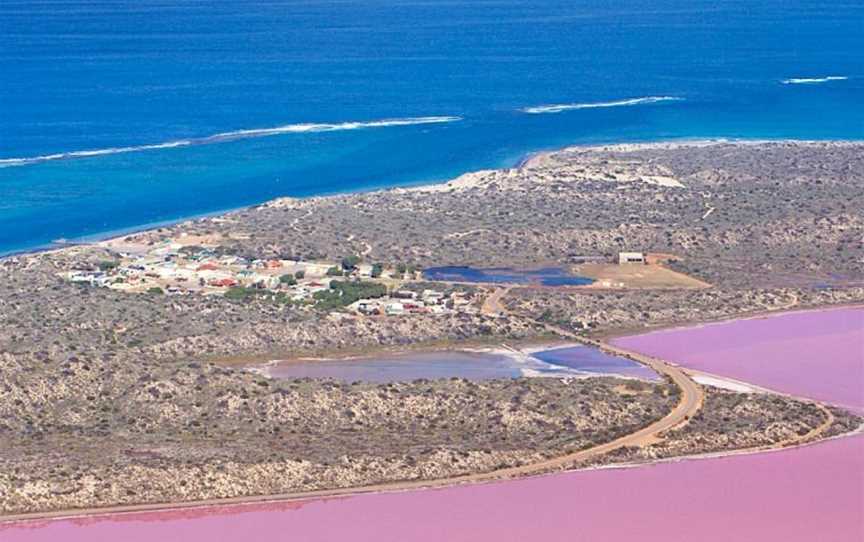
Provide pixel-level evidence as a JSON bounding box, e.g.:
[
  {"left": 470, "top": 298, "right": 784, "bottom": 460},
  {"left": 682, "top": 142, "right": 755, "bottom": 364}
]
[{"left": 3, "top": 137, "right": 862, "bottom": 262}]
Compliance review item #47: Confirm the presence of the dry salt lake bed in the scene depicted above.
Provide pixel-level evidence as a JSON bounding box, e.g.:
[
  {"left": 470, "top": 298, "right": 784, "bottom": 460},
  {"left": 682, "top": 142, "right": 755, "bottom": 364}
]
[{"left": 3, "top": 307, "right": 862, "bottom": 541}]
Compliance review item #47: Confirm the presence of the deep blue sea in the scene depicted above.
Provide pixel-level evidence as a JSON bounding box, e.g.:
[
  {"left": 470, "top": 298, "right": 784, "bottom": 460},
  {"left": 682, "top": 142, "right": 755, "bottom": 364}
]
[{"left": 1, "top": 0, "right": 862, "bottom": 255}]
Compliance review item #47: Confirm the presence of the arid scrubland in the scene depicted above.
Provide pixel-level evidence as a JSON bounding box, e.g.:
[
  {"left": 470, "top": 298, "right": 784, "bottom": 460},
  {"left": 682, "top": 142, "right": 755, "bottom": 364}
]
[
  {"left": 149, "top": 140, "right": 863, "bottom": 288},
  {"left": 0, "top": 376, "right": 677, "bottom": 514}
]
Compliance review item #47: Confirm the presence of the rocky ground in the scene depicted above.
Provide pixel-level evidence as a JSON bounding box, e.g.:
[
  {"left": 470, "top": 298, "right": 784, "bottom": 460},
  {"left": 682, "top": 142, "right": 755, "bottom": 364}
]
[{"left": 0, "top": 376, "right": 677, "bottom": 514}]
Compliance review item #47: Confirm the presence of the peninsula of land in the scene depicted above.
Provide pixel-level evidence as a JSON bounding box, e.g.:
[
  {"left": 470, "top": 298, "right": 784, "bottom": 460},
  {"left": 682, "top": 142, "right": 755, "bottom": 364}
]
[{"left": 1, "top": 140, "right": 863, "bottom": 519}]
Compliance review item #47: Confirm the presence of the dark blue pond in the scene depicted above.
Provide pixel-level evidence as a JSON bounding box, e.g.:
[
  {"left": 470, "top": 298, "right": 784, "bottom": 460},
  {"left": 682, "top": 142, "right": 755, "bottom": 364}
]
[{"left": 423, "top": 266, "right": 593, "bottom": 286}]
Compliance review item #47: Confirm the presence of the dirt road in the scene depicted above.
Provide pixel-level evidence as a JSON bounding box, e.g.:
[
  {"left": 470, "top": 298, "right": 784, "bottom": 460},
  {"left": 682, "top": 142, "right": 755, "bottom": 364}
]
[{"left": 481, "top": 287, "right": 511, "bottom": 316}]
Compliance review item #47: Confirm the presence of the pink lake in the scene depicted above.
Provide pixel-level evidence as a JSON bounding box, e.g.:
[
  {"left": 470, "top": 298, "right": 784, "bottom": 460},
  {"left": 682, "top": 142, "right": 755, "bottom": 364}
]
[
  {"left": 4, "top": 307, "right": 863, "bottom": 541},
  {"left": 613, "top": 306, "right": 864, "bottom": 411}
]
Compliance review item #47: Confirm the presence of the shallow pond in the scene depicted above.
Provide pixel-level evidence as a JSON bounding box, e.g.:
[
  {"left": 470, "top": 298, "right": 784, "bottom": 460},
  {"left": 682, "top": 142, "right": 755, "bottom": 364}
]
[
  {"left": 422, "top": 266, "right": 593, "bottom": 286},
  {"left": 259, "top": 344, "right": 655, "bottom": 382},
  {"left": 532, "top": 346, "right": 659, "bottom": 380}
]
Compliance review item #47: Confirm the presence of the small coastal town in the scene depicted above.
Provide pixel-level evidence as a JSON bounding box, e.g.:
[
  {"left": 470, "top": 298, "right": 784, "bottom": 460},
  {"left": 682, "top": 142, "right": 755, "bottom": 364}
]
[
  {"left": 61, "top": 235, "right": 478, "bottom": 316},
  {"left": 60, "top": 232, "right": 698, "bottom": 320}
]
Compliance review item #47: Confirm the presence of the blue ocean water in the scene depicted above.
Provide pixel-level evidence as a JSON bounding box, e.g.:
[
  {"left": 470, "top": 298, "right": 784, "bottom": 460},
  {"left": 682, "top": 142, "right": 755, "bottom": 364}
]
[{"left": 1, "top": 0, "right": 862, "bottom": 255}]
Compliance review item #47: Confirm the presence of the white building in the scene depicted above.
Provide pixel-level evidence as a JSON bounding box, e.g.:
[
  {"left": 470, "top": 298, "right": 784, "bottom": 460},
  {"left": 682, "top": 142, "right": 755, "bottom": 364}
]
[
  {"left": 421, "top": 289, "right": 445, "bottom": 304},
  {"left": 385, "top": 302, "right": 405, "bottom": 315},
  {"left": 618, "top": 252, "right": 646, "bottom": 265}
]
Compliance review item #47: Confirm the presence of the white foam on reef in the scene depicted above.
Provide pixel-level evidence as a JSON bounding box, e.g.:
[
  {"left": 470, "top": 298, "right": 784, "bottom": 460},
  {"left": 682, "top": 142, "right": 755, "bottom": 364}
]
[
  {"left": 781, "top": 76, "right": 848, "bottom": 85},
  {"left": 0, "top": 116, "right": 462, "bottom": 168},
  {"left": 520, "top": 96, "right": 683, "bottom": 114},
  {"left": 0, "top": 140, "right": 193, "bottom": 167}
]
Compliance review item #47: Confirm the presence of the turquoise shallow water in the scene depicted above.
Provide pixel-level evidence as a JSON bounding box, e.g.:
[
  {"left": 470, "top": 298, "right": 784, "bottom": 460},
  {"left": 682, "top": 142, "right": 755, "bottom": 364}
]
[{"left": 1, "top": 0, "right": 862, "bottom": 254}]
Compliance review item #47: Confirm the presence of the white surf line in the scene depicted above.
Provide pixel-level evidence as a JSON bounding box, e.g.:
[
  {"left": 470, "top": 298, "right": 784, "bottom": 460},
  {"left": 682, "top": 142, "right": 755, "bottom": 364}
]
[
  {"left": 0, "top": 116, "right": 462, "bottom": 168},
  {"left": 520, "top": 96, "right": 683, "bottom": 114},
  {"left": 781, "top": 76, "right": 848, "bottom": 85}
]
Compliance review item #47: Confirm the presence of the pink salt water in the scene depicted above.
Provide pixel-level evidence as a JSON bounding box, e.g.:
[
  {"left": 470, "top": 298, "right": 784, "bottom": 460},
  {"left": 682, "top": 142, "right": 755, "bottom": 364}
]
[
  {"left": 4, "top": 307, "right": 862, "bottom": 541},
  {"left": 613, "top": 307, "right": 864, "bottom": 410}
]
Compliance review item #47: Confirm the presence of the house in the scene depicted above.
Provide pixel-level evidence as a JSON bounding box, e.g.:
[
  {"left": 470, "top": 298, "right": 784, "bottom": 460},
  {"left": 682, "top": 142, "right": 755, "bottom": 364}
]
[
  {"left": 356, "top": 300, "right": 381, "bottom": 315},
  {"left": 209, "top": 277, "right": 238, "bottom": 288},
  {"left": 618, "top": 252, "right": 646, "bottom": 265},
  {"left": 251, "top": 274, "right": 280, "bottom": 289},
  {"left": 303, "top": 263, "right": 333, "bottom": 277},
  {"left": 421, "top": 289, "right": 445, "bottom": 304},
  {"left": 357, "top": 264, "right": 374, "bottom": 278},
  {"left": 68, "top": 271, "right": 108, "bottom": 286},
  {"left": 385, "top": 302, "right": 405, "bottom": 315},
  {"left": 197, "top": 269, "right": 233, "bottom": 282},
  {"left": 450, "top": 292, "right": 471, "bottom": 307}
]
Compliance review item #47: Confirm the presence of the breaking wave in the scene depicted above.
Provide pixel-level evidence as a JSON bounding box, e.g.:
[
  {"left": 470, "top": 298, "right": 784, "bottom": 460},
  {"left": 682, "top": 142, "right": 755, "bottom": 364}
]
[
  {"left": 781, "top": 76, "right": 848, "bottom": 85},
  {"left": 520, "top": 96, "right": 683, "bottom": 114},
  {"left": 0, "top": 116, "right": 462, "bottom": 168}
]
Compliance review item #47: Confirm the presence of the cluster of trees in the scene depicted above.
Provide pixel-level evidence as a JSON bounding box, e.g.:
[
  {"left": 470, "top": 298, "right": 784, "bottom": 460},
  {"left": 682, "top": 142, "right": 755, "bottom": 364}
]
[
  {"left": 313, "top": 280, "right": 387, "bottom": 310},
  {"left": 392, "top": 262, "right": 419, "bottom": 279},
  {"left": 322, "top": 256, "right": 415, "bottom": 279},
  {"left": 224, "top": 286, "right": 269, "bottom": 302},
  {"left": 224, "top": 286, "right": 301, "bottom": 306},
  {"left": 98, "top": 260, "right": 118, "bottom": 272},
  {"left": 279, "top": 270, "right": 305, "bottom": 285}
]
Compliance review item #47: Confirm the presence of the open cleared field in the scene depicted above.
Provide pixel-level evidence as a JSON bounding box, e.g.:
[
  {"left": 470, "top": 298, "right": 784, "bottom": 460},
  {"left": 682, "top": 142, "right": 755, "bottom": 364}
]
[{"left": 574, "top": 262, "right": 710, "bottom": 289}]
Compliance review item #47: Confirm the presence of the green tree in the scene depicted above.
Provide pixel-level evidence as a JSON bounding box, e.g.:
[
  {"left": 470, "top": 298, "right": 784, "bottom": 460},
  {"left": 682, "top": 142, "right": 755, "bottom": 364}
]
[
  {"left": 371, "top": 263, "right": 384, "bottom": 278},
  {"left": 294, "top": 270, "right": 306, "bottom": 280},
  {"left": 279, "top": 274, "right": 297, "bottom": 286},
  {"left": 224, "top": 286, "right": 264, "bottom": 301},
  {"left": 341, "top": 255, "right": 361, "bottom": 271},
  {"left": 326, "top": 266, "right": 343, "bottom": 277},
  {"left": 146, "top": 287, "right": 164, "bottom": 295},
  {"left": 314, "top": 280, "right": 387, "bottom": 310}
]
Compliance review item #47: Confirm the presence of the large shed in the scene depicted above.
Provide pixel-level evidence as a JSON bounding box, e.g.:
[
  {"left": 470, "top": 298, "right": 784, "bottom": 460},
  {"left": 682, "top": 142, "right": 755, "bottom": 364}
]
[{"left": 618, "top": 252, "right": 646, "bottom": 265}]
